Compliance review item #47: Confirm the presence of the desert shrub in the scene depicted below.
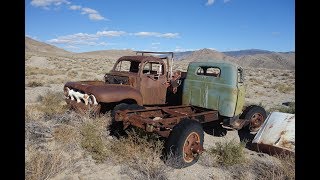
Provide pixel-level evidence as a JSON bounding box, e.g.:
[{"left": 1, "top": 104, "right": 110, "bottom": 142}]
[
  {"left": 249, "top": 78, "right": 264, "bottom": 85},
  {"left": 36, "top": 91, "right": 68, "bottom": 116},
  {"left": 25, "top": 67, "right": 62, "bottom": 76},
  {"left": 208, "top": 140, "right": 246, "bottom": 166},
  {"left": 48, "top": 78, "right": 66, "bottom": 84},
  {"left": 80, "top": 122, "right": 109, "bottom": 162},
  {"left": 269, "top": 102, "right": 295, "bottom": 114},
  {"left": 53, "top": 124, "right": 79, "bottom": 145},
  {"left": 198, "top": 151, "right": 219, "bottom": 167},
  {"left": 67, "top": 70, "right": 79, "bottom": 78},
  {"left": 25, "top": 105, "right": 44, "bottom": 122},
  {"left": 272, "top": 83, "right": 294, "bottom": 93},
  {"left": 25, "top": 147, "right": 67, "bottom": 180},
  {"left": 253, "top": 154, "right": 295, "bottom": 180},
  {"left": 81, "top": 72, "right": 91, "bottom": 79},
  {"left": 110, "top": 130, "right": 168, "bottom": 180},
  {"left": 27, "top": 81, "right": 43, "bottom": 87}
]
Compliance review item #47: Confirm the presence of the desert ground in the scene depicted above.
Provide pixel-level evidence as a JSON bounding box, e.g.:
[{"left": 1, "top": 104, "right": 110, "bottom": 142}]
[{"left": 25, "top": 44, "right": 295, "bottom": 180}]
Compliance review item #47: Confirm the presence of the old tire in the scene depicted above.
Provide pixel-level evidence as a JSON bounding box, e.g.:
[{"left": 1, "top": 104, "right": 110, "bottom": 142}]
[
  {"left": 110, "top": 103, "right": 145, "bottom": 137},
  {"left": 241, "top": 105, "right": 267, "bottom": 133},
  {"left": 165, "top": 119, "right": 204, "bottom": 168}
]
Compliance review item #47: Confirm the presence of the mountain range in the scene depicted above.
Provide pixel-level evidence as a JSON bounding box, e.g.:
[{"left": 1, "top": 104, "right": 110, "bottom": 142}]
[{"left": 25, "top": 37, "right": 295, "bottom": 70}]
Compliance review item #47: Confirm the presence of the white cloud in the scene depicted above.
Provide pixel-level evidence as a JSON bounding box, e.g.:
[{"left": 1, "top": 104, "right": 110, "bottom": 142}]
[
  {"left": 159, "top": 33, "right": 179, "bottom": 38},
  {"left": 69, "top": 5, "right": 81, "bottom": 10},
  {"left": 206, "top": 0, "right": 215, "bottom": 6},
  {"left": 134, "top": 32, "right": 159, "bottom": 37},
  {"left": 69, "top": 6, "right": 106, "bottom": 21},
  {"left": 224, "top": 0, "right": 231, "bottom": 3},
  {"left": 133, "top": 32, "right": 179, "bottom": 38},
  {"left": 31, "top": 0, "right": 70, "bottom": 7},
  {"left": 81, "top": 7, "right": 98, "bottom": 14},
  {"left": 47, "top": 33, "right": 99, "bottom": 45},
  {"left": 88, "top": 13, "right": 105, "bottom": 21},
  {"left": 96, "top": 31, "right": 126, "bottom": 37},
  {"left": 47, "top": 30, "right": 179, "bottom": 47}
]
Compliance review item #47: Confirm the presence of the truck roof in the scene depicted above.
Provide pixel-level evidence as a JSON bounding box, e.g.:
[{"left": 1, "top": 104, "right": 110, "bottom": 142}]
[{"left": 118, "top": 55, "right": 164, "bottom": 63}]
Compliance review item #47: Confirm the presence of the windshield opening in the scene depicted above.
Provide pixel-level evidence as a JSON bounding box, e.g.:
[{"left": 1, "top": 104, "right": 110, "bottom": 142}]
[{"left": 114, "top": 60, "right": 141, "bottom": 73}]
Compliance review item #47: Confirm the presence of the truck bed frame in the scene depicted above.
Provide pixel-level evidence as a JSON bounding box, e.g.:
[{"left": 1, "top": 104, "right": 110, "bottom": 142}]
[{"left": 114, "top": 105, "right": 220, "bottom": 137}]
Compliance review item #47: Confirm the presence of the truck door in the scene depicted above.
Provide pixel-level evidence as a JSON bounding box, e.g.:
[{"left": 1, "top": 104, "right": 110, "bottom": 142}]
[
  {"left": 184, "top": 66, "right": 221, "bottom": 108},
  {"left": 140, "top": 62, "right": 167, "bottom": 105}
]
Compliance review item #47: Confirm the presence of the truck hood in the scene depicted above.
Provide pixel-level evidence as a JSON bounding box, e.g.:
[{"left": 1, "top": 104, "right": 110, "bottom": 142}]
[{"left": 64, "top": 81, "right": 142, "bottom": 104}]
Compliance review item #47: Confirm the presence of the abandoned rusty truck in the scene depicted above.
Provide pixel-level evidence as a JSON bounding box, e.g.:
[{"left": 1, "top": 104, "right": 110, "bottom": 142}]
[{"left": 63, "top": 51, "right": 267, "bottom": 168}]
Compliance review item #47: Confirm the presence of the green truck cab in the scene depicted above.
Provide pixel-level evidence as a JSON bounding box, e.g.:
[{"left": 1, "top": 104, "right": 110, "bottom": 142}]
[{"left": 183, "top": 60, "right": 245, "bottom": 118}]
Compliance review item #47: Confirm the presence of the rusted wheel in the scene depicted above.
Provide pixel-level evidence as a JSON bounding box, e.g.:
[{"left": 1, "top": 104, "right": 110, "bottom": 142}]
[
  {"left": 183, "top": 132, "right": 201, "bottom": 163},
  {"left": 165, "top": 119, "right": 204, "bottom": 168},
  {"left": 241, "top": 105, "right": 267, "bottom": 133},
  {"left": 248, "top": 112, "right": 265, "bottom": 132}
]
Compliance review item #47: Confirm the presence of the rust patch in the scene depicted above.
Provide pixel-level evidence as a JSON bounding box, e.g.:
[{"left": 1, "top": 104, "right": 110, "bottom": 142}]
[{"left": 114, "top": 105, "right": 219, "bottom": 137}]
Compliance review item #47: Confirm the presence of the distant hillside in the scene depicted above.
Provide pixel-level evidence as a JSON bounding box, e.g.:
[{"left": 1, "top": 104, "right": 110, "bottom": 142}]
[
  {"left": 223, "top": 49, "right": 273, "bottom": 57},
  {"left": 180, "top": 48, "right": 238, "bottom": 63},
  {"left": 237, "top": 52, "right": 295, "bottom": 70},
  {"left": 180, "top": 48, "right": 295, "bottom": 70},
  {"left": 76, "top": 50, "right": 136, "bottom": 60},
  {"left": 174, "top": 51, "right": 194, "bottom": 60},
  {"left": 25, "top": 37, "right": 71, "bottom": 56},
  {"left": 25, "top": 37, "right": 295, "bottom": 70}
]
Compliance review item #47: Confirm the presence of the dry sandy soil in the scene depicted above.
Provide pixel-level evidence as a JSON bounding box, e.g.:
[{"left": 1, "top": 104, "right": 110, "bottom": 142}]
[{"left": 25, "top": 51, "right": 295, "bottom": 180}]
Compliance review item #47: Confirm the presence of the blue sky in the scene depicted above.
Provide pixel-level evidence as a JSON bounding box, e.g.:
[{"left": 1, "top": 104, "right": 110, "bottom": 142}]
[{"left": 26, "top": 0, "right": 295, "bottom": 53}]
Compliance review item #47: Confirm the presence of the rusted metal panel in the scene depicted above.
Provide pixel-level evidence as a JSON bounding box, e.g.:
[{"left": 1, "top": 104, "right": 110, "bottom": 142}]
[
  {"left": 65, "top": 98, "right": 101, "bottom": 115},
  {"left": 65, "top": 82, "right": 143, "bottom": 105},
  {"left": 252, "top": 112, "right": 295, "bottom": 155},
  {"left": 114, "top": 105, "right": 219, "bottom": 137},
  {"left": 183, "top": 60, "right": 241, "bottom": 117},
  {"left": 139, "top": 61, "right": 167, "bottom": 105}
]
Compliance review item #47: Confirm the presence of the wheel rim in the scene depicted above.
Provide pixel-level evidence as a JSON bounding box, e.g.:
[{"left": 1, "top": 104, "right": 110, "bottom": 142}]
[
  {"left": 249, "top": 113, "right": 265, "bottom": 132},
  {"left": 183, "top": 132, "right": 200, "bottom": 163}
]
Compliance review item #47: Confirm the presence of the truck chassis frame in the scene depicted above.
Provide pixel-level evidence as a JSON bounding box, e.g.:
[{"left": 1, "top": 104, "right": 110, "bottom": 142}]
[{"left": 114, "top": 105, "right": 219, "bottom": 138}]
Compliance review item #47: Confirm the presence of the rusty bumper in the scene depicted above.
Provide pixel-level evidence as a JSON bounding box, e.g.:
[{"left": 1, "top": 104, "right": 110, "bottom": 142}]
[{"left": 65, "top": 99, "right": 101, "bottom": 115}]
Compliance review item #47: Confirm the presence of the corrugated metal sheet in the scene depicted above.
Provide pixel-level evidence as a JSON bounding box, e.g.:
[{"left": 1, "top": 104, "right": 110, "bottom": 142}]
[{"left": 252, "top": 112, "right": 295, "bottom": 155}]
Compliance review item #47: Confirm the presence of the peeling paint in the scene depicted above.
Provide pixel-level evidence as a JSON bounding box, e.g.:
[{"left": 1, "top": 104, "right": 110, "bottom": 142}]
[{"left": 252, "top": 112, "right": 295, "bottom": 155}]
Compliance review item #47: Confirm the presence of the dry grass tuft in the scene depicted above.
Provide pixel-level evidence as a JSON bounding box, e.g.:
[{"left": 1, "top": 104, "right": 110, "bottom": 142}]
[
  {"left": 36, "top": 91, "right": 68, "bottom": 116},
  {"left": 54, "top": 124, "right": 79, "bottom": 145},
  {"left": 80, "top": 123, "right": 109, "bottom": 162},
  {"left": 25, "top": 105, "right": 45, "bottom": 122},
  {"left": 110, "top": 130, "right": 169, "bottom": 180},
  {"left": 26, "top": 67, "right": 63, "bottom": 76},
  {"left": 25, "top": 146, "right": 68, "bottom": 180},
  {"left": 208, "top": 140, "right": 247, "bottom": 166},
  {"left": 269, "top": 102, "right": 295, "bottom": 114},
  {"left": 249, "top": 78, "right": 264, "bottom": 85},
  {"left": 272, "top": 83, "right": 294, "bottom": 93},
  {"left": 27, "top": 81, "right": 43, "bottom": 87},
  {"left": 252, "top": 154, "right": 295, "bottom": 180},
  {"left": 67, "top": 70, "right": 79, "bottom": 78}
]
